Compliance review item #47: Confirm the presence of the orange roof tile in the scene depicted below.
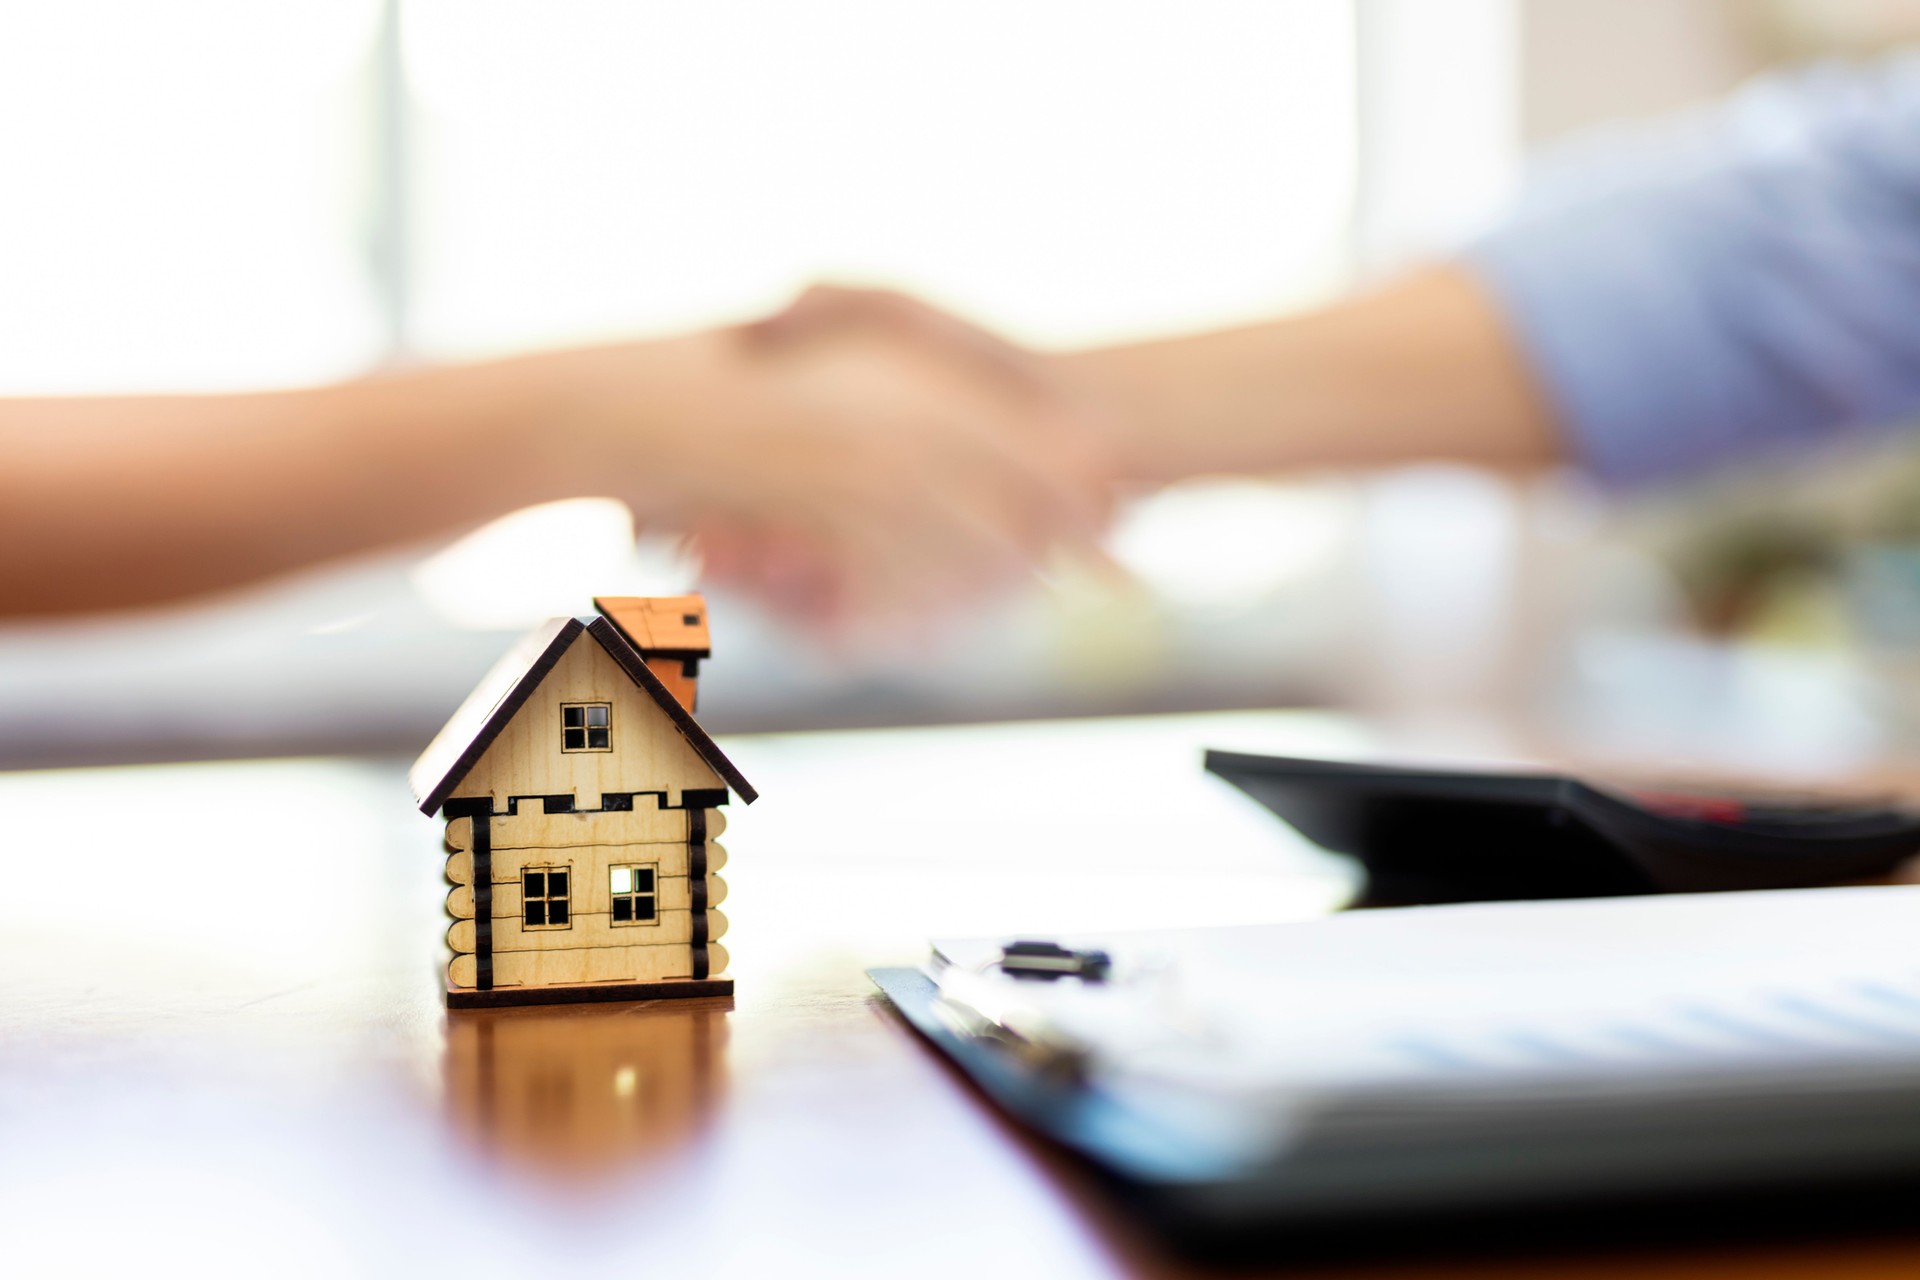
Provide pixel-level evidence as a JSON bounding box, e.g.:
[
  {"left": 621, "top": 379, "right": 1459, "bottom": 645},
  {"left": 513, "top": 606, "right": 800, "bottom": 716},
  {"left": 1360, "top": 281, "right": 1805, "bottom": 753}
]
[{"left": 594, "top": 594, "right": 710, "bottom": 656}]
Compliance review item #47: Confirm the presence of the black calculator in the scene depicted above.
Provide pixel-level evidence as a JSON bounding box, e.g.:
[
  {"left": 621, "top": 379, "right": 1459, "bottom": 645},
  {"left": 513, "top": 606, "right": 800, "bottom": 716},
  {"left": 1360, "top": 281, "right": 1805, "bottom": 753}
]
[{"left": 1204, "top": 750, "right": 1920, "bottom": 904}]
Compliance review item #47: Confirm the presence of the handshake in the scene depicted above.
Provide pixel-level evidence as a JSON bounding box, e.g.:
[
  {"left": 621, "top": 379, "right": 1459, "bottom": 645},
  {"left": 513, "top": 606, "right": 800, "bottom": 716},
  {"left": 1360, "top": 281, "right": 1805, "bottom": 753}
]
[
  {"left": 529, "top": 285, "right": 1129, "bottom": 634},
  {"left": 511, "top": 264, "right": 1546, "bottom": 635},
  {"left": 0, "top": 264, "right": 1537, "bottom": 620}
]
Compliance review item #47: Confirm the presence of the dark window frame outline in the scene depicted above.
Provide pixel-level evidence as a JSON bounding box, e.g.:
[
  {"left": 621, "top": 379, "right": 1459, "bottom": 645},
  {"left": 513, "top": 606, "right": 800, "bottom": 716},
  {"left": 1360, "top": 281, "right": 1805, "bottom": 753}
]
[
  {"left": 560, "top": 701, "right": 612, "bottom": 753},
  {"left": 609, "top": 862, "right": 660, "bottom": 927},
  {"left": 521, "top": 864, "right": 573, "bottom": 930}
]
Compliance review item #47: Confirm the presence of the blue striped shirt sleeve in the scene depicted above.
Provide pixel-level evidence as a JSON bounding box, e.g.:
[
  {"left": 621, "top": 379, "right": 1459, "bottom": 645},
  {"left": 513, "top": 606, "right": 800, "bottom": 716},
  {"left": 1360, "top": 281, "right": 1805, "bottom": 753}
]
[{"left": 1466, "top": 58, "right": 1920, "bottom": 488}]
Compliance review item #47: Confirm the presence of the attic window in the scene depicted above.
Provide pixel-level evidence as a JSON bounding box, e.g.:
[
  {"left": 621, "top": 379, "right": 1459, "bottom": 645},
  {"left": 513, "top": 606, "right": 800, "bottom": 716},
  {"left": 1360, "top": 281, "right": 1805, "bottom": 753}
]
[
  {"left": 682, "top": 613, "right": 700, "bottom": 626},
  {"left": 610, "top": 865, "right": 658, "bottom": 926},
  {"left": 561, "top": 703, "right": 610, "bottom": 751},
  {"left": 522, "top": 867, "right": 570, "bottom": 929}
]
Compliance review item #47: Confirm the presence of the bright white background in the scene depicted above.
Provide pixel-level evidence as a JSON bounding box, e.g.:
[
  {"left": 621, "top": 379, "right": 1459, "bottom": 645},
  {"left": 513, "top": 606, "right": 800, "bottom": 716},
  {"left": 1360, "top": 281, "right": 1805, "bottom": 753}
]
[
  {"left": 0, "top": 0, "right": 1533, "bottom": 763},
  {"left": 0, "top": 1, "right": 1381, "bottom": 383},
  {"left": 402, "top": 0, "right": 1359, "bottom": 355}
]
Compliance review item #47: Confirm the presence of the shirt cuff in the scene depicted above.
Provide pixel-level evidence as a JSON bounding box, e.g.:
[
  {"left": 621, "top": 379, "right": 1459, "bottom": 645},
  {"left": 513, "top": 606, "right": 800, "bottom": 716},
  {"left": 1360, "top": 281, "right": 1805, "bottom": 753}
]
[{"left": 1464, "top": 201, "right": 1745, "bottom": 491}]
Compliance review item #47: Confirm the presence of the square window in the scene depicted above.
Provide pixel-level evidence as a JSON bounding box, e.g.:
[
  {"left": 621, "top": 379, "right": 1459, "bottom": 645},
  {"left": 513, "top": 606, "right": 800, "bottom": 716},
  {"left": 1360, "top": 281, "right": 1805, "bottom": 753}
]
[
  {"left": 520, "top": 864, "right": 571, "bottom": 930},
  {"left": 610, "top": 863, "right": 660, "bottom": 927},
  {"left": 560, "top": 703, "right": 612, "bottom": 752},
  {"left": 683, "top": 613, "right": 700, "bottom": 626}
]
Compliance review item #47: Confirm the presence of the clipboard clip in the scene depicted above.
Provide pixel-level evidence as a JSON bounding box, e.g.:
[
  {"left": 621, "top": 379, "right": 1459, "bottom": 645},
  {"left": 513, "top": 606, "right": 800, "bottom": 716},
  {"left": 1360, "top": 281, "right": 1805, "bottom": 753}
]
[{"left": 996, "top": 939, "right": 1112, "bottom": 982}]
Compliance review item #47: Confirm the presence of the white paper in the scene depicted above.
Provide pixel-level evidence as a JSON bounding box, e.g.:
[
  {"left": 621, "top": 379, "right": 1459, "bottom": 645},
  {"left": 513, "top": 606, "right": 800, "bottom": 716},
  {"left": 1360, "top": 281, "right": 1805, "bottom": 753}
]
[{"left": 932, "top": 886, "right": 1920, "bottom": 1109}]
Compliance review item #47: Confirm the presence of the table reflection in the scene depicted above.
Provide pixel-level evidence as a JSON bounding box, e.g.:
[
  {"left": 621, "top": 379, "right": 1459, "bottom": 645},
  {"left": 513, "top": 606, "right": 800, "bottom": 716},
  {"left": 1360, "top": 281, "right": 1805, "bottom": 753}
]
[{"left": 444, "top": 998, "right": 729, "bottom": 1178}]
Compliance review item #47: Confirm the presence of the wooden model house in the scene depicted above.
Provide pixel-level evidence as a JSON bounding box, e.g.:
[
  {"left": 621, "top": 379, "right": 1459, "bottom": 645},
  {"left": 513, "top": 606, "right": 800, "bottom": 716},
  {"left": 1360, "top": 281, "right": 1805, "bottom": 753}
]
[{"left": 411, "top": 595, "right": 756, "bottom": 1009}]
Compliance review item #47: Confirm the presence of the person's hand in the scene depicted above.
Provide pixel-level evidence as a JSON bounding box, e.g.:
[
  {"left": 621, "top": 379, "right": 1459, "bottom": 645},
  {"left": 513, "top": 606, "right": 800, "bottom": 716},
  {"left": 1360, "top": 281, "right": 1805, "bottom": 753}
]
[
  {"left": 746, "top": 284, "right": 1063, "bottom": 405},
  {"left": 524, "top": 299, "right": 1115, "bottom": 634},
  {"left": 712, "top": 284, "right": 1115, "bottom": 632}
]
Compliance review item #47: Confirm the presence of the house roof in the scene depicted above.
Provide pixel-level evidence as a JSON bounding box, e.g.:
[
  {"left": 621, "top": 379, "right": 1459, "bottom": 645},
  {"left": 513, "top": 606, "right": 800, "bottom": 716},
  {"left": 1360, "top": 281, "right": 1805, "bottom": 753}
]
[
  {"left": 594, "top": 594, "right": 710, "bottom": 656},
  {"left": 409, "top": 615, "right": 757, "bottom": 816}
]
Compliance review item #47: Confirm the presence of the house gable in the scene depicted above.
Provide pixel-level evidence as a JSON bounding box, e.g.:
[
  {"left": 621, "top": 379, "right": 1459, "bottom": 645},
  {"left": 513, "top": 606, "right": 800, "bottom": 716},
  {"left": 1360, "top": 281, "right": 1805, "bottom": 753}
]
[
  {"left": 446, "top": 633, "right": 721, "bottom": 811},
  {"left": 411, "top": 615, "right": 756, "bottom": 815}
]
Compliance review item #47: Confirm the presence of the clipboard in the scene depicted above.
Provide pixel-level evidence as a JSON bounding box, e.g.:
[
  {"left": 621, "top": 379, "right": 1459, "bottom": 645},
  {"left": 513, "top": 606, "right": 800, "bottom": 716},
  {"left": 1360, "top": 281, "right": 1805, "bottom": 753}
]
[{"left": 871, "top": 887, "right": 1920, "bottom": 1256}]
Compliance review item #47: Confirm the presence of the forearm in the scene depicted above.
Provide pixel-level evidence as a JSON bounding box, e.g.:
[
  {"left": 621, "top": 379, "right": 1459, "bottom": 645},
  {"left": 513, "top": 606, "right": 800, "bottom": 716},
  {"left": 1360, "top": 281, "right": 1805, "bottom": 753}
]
[
  {"left": 1052, "top": 264, "right": 1561, "bottom": 482},
  {"left": 0, "top": 355, "right": 591, "bottom": 615}
]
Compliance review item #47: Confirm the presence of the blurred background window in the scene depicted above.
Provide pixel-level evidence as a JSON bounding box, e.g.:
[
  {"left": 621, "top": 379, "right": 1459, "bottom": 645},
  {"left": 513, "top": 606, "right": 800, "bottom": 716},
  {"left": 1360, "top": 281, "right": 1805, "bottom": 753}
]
[
  {"left": 0, "top": 0, "right": 386, "bottom": 391},
  {"left": 401, "top": 0, "right": 1361, "bottom": 355}
]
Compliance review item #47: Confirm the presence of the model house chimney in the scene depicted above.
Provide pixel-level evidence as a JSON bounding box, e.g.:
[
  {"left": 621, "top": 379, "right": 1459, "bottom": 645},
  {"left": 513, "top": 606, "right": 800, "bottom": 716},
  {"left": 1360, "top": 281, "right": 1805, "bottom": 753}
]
[{"left": 593, "top": 594, "right": 710, "bottom": 712}]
